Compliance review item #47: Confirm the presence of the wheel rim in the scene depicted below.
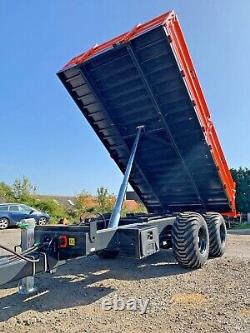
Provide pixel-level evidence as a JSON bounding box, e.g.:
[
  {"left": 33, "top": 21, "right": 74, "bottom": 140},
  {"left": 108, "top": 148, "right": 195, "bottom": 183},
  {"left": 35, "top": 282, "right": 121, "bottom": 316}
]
[
  {"left": 38, "top": 217, "right": 47, "bottom": 225},
  {"left": 0, "top": 218, "right": 9, "bottom": 229},
  {"left": 220, "top": 223, "right": 226, "bottom": 245},
  {"left": 198, "top": 227, "right": 207, "bottom": 254}
]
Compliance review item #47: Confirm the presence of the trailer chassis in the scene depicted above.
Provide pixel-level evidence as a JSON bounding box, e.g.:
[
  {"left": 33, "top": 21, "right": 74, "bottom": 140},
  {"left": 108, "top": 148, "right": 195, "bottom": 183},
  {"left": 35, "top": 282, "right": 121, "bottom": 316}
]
[
  {"left": 0, "top": 213, "right": 176, "bottom": 289},
  {"left": 0, "top": 125, "right": 227, "bottom": 292}
]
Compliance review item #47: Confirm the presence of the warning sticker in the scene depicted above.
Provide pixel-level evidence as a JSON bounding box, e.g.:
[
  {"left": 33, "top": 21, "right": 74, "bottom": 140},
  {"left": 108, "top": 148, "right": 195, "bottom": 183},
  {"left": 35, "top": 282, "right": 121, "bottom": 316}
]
[{"left": 68, "top": 238, "right": 76, "bottom": 246}]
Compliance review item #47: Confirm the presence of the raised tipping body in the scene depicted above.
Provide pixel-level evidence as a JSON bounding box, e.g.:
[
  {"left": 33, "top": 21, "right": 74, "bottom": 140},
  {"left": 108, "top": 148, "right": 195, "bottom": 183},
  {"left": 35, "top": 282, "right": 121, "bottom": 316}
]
[{"left": 58, "top": 11, "right": 235, "bottom": 215}]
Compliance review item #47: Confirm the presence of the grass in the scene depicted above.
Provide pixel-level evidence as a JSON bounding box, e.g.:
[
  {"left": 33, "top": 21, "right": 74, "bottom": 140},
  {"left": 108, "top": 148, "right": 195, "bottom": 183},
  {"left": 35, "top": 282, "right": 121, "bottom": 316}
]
[{"left": 232, "top": 223, "right": 250, "bottom": 230}]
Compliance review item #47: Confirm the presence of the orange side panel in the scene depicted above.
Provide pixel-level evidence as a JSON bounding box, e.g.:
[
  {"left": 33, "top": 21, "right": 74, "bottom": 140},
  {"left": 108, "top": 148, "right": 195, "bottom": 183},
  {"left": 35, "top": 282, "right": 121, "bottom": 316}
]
[
  {"left": 64, "top": 11, "right": 173, "bottom": 68},
  {"left": 164, "top": 14, "right": 236, "bottom": 214},
  {"left": 63, "top": 10, "right": 236, "bottom": 214}
]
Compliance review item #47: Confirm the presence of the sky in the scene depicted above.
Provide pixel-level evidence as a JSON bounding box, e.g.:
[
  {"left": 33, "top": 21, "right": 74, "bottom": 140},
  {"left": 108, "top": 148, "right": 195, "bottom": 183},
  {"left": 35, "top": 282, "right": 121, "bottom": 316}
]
[{"left": 1, "top": 1, "right": 250, "bottom": 195}]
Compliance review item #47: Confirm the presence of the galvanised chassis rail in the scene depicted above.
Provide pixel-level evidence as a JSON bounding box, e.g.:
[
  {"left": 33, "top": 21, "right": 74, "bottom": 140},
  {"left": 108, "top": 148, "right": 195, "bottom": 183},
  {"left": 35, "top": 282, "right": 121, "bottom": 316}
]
[{"left": 0, "top": 214, "right": 175, "bottom": 287}]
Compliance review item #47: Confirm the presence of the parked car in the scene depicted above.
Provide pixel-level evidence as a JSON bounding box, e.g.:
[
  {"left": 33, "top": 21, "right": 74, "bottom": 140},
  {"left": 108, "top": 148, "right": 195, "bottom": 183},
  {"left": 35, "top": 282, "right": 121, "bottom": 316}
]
[{"left": 0, "top": 203, "right": 50, "bottom": 229}]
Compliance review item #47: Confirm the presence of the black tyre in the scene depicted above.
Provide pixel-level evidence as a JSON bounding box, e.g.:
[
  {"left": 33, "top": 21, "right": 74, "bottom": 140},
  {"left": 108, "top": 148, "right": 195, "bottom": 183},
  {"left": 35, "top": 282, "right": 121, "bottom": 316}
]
[
  {"left": 96, "top": 249, "right": 119, "bottom": 259},
  {"left": 172, "top": 212, "right": 209, "bottom": 269},
  {"left": 203, "top": 212, "right": 227, "bottom": 257}
]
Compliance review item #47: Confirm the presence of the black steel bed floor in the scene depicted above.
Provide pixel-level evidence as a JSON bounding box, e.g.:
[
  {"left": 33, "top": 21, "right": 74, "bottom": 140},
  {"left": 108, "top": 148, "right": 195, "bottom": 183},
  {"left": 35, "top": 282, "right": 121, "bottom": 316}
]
[{"left": 58, "top": 25, "right": 229, "bottom": 213}]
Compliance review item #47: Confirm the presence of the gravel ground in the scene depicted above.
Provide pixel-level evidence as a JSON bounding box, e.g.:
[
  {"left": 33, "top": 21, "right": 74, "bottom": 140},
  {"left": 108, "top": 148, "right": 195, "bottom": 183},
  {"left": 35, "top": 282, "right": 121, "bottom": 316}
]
[{"left": 0, "top": 228, "right": 249, "bottom": 333}]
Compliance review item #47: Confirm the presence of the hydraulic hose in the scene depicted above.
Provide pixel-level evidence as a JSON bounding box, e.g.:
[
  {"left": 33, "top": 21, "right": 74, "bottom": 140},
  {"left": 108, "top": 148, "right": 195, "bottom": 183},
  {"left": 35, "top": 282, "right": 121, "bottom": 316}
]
[{"left": 0, "top": 244, "right": 40, "bottom": 263}]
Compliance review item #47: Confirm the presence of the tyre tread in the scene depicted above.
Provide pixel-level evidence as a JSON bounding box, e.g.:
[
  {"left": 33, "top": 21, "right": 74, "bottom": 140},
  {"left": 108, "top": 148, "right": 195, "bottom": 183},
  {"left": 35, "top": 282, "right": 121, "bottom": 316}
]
[
  {"left": 203, "top": 212, "right": 226, "bottom": 257},
  {"left": 172, "top": 212, "right": 209, "bottom": 269}
]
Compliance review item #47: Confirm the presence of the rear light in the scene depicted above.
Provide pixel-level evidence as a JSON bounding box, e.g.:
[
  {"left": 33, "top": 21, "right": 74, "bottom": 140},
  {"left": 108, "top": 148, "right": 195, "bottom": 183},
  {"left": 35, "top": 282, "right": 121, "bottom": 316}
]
[{"left": 58, "top": 235, "right": 68, "bottom": 248}]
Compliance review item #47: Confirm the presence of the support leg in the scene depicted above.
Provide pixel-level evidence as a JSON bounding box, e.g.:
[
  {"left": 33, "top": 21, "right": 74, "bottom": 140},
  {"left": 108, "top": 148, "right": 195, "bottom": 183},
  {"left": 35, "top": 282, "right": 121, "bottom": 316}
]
[
  {"left": 108, "top": 126, "right": 144, "bottom": 229},
  {"left": 18, "top": 219, "right": 38, "bottom": 295}
]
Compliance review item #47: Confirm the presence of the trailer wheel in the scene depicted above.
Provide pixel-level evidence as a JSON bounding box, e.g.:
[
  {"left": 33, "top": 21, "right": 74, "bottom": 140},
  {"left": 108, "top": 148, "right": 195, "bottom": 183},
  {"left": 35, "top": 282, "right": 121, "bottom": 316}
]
[
  {"left": 203, "top": 212, "right": 227, "bottom": 257},
  {"left": 0, "top": 217, "right": 9, "bottom": 230},
  {"left": 96, "top": 249, "right": 119, "bottom": 259},
  {"left": 172, "top": 212, "right": 209, "bottom": 269}
]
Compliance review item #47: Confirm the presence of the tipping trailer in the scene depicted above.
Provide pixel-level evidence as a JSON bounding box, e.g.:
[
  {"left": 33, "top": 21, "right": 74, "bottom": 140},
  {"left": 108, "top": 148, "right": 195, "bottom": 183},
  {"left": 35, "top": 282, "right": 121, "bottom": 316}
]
[{"left": 0, "top": 11, "right": 236, "bottom": 291}]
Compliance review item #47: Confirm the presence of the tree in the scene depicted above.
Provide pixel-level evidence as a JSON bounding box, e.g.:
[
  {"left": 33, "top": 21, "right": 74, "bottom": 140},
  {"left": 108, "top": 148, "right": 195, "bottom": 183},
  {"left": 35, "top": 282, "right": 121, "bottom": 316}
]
[
  {"left": 32, "top": 199, "right": 66, "bottom": 219},
  {"left": 12, "top": 176, "right": 36, "bottom": 201},
  {"left": 121, "top": 200, "right": 147, "bottom": 216},
  {"left": 231, "top": 167, "right": 250, "bottom": 213},
  {"left": 96, "top": 186, "right": 115, "bottom": 213},
  {"left": 75, "top": 190, "right": 96, "bottom": 214},
  {"left": 0, "top": 182, "right": 14, "bottom": 202}
]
